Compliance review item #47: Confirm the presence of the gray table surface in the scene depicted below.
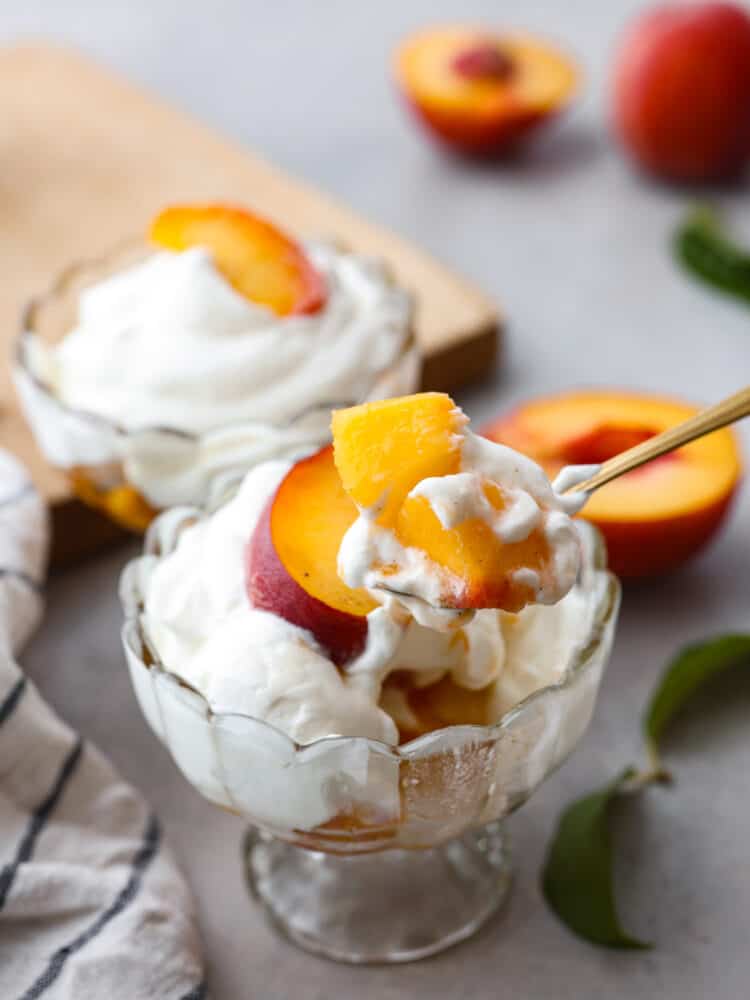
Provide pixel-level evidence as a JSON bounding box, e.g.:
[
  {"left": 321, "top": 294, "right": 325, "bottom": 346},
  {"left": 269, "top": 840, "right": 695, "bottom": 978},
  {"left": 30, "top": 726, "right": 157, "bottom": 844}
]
[{"left": 5, "top": 0, "right": 750, "bottom": 996}]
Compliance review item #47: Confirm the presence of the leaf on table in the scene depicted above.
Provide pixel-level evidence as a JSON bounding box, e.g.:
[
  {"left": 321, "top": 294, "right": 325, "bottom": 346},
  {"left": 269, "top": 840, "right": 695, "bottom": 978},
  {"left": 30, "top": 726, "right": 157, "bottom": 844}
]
[
  {"left": 644, "top": 634, "right": 750, "bottom": 768},
  {"left": 541, "top": 767, "right": 650, "bottom": 949},
  {"left": 674, "top": 206, "right": 750, "bottom": 306},
  {"left": 543, "top": 632, "right": 750, "bottom": 949}
]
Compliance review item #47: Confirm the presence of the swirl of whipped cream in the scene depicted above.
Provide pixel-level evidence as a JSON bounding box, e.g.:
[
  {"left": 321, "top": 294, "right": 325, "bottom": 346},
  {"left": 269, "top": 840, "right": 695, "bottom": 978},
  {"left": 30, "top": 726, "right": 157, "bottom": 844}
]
[
  {"left": 19, "top": 242, "right": 415, "bottom": 508},
  {"left": 128, "top": 457, "right": 607, "bottom": 747},
  {"left": 46, "top": 242, "right": 412, "bottom": 432}
]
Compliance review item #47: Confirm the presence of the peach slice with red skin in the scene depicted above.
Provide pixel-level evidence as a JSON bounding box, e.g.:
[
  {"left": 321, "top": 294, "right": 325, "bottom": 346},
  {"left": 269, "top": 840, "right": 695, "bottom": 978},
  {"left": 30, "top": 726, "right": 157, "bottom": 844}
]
[
  {"left": 395, "top": 26, "right": 578, "bottom": 156},
  {"left": 482, "top": 390, "right": 742, "bottom": 579},
  {"left": 246, "top": 445, "right": 375, "bottom": 666},
  {"left": 150, "top": 203, "right": 326, "bottom": 317}
]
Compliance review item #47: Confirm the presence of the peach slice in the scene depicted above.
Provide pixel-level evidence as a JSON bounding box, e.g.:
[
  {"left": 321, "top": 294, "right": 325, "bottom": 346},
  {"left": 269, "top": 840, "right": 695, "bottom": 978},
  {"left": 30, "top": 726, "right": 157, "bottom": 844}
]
[
  {"left": 482, "top": 390, "right": 742, "bottom": 579},
  {"left": 332, "top": 393, "right": 562, "bottom": 613},
  {"left": 395, "top": 485, "right": 551, "bottom": 612},
  {"left": 395, "top": 25, "right": 578, "bottom": 155},
  {"left": 150, "top": 203, "right": 326, "bottom": 316},
  {"left": 246, "top": 446, "right": 376, "bottom": 665}
]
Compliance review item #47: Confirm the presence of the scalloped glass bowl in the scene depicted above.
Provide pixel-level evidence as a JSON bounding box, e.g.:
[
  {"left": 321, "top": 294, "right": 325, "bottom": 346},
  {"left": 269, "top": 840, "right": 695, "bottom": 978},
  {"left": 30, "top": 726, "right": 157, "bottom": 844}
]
[
  {"left": 13, "top": 241, "right": 420, "bottom": 531},
  {"left": 120, "top": 510, "right": 620, "bottom": 963}
]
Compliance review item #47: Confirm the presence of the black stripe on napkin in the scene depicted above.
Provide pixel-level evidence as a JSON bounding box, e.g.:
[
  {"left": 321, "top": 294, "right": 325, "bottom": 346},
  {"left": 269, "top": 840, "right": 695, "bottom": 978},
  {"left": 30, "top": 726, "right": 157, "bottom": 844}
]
[
  {"left": 0, "top": 568, "right": 43, "bottom": 597},
  {"left": 0, "top": 677, "right": 26, "bottom": 726},
  {"left": 20, "top": 812, "right": 161, "bottom": 999},
  {"left": 0, "top": 737, "right": 83, "bottom": 910},
  {"left": 180, "top": 982, "right": 207, "bottom": 1000}
]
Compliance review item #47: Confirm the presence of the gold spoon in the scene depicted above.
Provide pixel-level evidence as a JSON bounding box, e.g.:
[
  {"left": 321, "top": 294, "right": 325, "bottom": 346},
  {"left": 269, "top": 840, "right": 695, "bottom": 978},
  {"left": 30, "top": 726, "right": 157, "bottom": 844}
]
[{"left": 566, "top": 385, "right": 750, "bottom": 496}]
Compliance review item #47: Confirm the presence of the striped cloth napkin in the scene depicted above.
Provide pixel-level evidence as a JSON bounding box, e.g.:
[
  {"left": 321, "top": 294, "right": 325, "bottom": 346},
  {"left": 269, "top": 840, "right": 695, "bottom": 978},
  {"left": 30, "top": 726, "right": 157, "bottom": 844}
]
[{"left": 0, "top": 449, "right": 206, "bottom": 999}]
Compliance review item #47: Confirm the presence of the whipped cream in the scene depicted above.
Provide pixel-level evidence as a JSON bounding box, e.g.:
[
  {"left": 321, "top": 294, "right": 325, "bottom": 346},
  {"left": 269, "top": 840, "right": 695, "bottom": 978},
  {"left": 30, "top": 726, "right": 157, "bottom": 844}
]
[
  {"left": 38, "top": 243, "right": 412, "bottom": 433},
  {"left": 338, "top": 430, "right": 595, "bottom": 624},
  {"left": 20, "top": 242, "right": 416, "bottom": 508},
  {"left": 130, "top": 457, "right": 607, "bottom": 748}
]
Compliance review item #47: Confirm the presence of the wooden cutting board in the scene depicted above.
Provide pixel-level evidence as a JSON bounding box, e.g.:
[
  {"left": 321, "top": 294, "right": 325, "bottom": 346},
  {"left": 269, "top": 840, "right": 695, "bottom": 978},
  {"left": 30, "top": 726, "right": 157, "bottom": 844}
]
[{"left": 0, "top": 44, "right": 500, "bottom": 567}]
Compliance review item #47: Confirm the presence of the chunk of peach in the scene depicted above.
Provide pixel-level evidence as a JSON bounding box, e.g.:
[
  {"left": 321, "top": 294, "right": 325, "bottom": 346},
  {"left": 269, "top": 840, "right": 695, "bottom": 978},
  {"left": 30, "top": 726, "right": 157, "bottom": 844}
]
[
  {"left": 331, "top": 393, "right": 467, "bottom": 525},
  {"left": 332, "top": 392, "right": 559, "bottom": 613},
  {"left": 150, "top": 203, "right": 326, "bottom": 316},
  {"left": 396, "top": 487, "right": 549, "bottom": 612}
]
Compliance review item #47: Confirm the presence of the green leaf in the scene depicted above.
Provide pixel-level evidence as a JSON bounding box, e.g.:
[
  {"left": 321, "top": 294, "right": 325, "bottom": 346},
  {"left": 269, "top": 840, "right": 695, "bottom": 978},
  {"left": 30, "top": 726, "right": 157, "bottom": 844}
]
[
  {"left": 541, "top": 768, "right": 651, "bottom": 949},
  {"left": 644, "top": 634, "right": 750, "bottom": 764},
  {"left": 674, "top": 206, "right": 750, "bottom": 306},
  {"left": 543, "top": 633, "right": 750, "bottom": 950}
]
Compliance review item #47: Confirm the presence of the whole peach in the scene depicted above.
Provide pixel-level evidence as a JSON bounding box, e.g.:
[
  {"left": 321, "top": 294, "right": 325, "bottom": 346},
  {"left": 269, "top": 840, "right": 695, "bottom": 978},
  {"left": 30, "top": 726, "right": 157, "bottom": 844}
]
[{"left": 612, "top": 2, "right": 750, "bottom": 182}]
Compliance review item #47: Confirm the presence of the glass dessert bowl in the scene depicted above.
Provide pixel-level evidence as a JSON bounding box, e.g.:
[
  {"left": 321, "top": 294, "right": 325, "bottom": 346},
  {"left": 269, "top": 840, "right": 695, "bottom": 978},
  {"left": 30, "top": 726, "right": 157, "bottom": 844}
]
[
  {"left": 14, "top": 204, "right": 418, "bottom": 531},
  {"left": 119, "top": 393, "right": 620, "bottom": 963}
]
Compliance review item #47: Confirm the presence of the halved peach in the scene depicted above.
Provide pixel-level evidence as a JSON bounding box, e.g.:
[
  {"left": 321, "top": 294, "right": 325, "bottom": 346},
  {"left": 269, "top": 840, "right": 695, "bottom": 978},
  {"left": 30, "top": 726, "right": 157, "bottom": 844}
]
[
  {"left": 395, "top": 25, "right": 578, "bottom": 155},
  {"left": 482, "top": 390, "right": 742, "bottom": 578},
  {"left": 333, "top": 393, "right": 567, "bottom": 613},
  {"left": 150, "top": 203, "right": 326, "bottom": 316},
  {"left": 245, "top": 446, "right": 375, "bottom": 665}
]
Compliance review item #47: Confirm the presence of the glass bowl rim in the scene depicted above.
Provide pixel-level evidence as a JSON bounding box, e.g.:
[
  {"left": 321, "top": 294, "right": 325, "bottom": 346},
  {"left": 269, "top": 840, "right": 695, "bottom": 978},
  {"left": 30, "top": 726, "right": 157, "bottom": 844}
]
[
  {"left": 16, "top": 237, "right": 419, "bottom": 444},
  {"left": 121, "top": 520, "right": 620, "bottom": 763}
]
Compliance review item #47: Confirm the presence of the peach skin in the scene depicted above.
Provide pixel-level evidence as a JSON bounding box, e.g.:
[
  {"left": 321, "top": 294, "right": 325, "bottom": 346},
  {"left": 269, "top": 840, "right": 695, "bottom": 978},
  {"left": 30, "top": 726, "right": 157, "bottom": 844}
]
[{"left": 612, "top": 2, "right": 750, "bottom": 182}]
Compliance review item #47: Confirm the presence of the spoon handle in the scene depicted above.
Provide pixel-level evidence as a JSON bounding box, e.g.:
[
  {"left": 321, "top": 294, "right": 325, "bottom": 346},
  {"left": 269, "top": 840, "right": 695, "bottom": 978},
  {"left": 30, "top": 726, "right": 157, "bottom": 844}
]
[{"left": 566, "top": 385, "right": 750, "bottom": 496}]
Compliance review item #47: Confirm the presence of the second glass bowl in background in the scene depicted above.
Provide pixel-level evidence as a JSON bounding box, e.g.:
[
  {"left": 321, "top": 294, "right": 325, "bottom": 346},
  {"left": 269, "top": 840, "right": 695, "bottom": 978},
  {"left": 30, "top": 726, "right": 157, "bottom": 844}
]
[{"left": 14, "top": 241, "right": 420, "bottom": 531}]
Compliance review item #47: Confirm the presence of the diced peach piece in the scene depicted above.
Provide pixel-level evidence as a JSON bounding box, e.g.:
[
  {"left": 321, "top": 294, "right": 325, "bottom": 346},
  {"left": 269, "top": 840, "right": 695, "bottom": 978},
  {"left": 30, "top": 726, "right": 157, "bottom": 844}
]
[
  {"left": 331, "top": 393, "right": 467, "bottom": 525},
  {"left": 150, "top": 203, "right": 326, "bottom": 316},
  {"left": 246, "top": 446, "right": 375, "bottom": 665},
  {"left": 332, "top": 392, "right": 559, "bottom": 613},
  {"left": 396, "top": 487, "right": 550, "bottom": 612},
  {"left": 482, "top": 390, "right": 742, "bottom": 578},
  {"left": 395, "top": 26, "right": 578, "bottom": 155}
]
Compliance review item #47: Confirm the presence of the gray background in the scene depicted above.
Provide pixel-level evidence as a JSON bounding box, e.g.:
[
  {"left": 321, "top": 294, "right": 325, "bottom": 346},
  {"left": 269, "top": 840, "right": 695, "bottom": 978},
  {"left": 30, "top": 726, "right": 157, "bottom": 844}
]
[{"left": 4, "top": 0, "right": 750, "bottom": 996}]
